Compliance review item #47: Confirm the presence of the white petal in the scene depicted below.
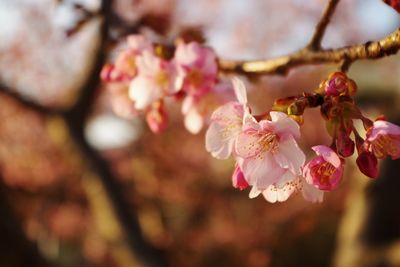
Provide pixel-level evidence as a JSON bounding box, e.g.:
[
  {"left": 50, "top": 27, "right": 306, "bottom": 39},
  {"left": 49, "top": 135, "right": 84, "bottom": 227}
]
[
  {"left": 270, "top": 111, "right": 300, "bottom": 139},
  {"left": 301, "top": 179, "right": 324, "bottom": 203},
  {"left": 275, "top": 135, "right": 305, "bottom": 175},
  {"left": 184, "top": 107, "right": 204, "bottom": 134},
  {"left": 249, "top": 186, "right": 262, "bottom": 199},
  {"left": 205, "top": 122, "right": 234, "bottom": 159},
  {"left": 129, "top": 77, "right": 160, "bottom": 110},
  {"left": 232, "top": 77, "right": 247, "bottom": 105}
]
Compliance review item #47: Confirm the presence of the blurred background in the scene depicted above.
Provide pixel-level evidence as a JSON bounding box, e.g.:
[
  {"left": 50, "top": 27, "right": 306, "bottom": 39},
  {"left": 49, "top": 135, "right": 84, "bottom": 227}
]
[{"left": 1, "top": 0, "right": 400, "bottom": 266}]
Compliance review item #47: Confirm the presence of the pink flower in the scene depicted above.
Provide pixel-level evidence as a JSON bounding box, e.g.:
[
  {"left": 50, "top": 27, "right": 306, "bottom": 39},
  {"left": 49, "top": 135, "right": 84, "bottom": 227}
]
[
  {"left": 303, "top": 145, "right": 343, "bottom": 191},
  {"left": 126, "top": 34, "right": 153, "bottom": 53},
  {"left": 248, "top": 174, "right": 324, "bottom": 203},
  {"left": 232, "top": 164, "right": 249, "bottom": 190},
  {"left": 366, "top": 120, "right": 400, "bottom": 159},
  {"left": 205, "top": 77, "right": 248, "bottom": 158},
  {"left": 235, "top": 111, "right": 305, "bottom": 189},
  {"left": 174, "top": 42, "right": 218, "bottom": 96},
  {"left": 129, "top": 51, "right": 180, "bottom": 110}
]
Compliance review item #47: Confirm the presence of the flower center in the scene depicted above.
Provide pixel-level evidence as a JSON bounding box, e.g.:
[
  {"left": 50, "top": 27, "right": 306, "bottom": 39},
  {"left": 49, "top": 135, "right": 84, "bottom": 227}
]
[
  {"left": 258, "top": 133, "right": 279, "bottom": 153},
  {"left": 155, "top": 70, "right": 170, "bottom": 90},
  {"left": 371, "top": 135, "right": 397, "bottom": 158},
  {"left": 312, "top": 161, "right": 336, "bottom": 186}
]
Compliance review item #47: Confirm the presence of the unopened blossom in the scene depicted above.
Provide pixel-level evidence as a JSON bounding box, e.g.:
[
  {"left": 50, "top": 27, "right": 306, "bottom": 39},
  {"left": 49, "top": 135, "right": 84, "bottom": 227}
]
[
  {"left": 356, "top": 150, "right": 378, "bottom": 178},
  {"left": 248, "top": 173, "right": 323, "bottom": 203},
  {"left": 232, "top": 163, "right": 249, "bottom": 190},
  {"left": 129, "top": 51, "right": 180, "bottom": 110},
  {"left": 366, "top": 119, "right": 400, "bottom": 159},
  {"left": 324, "top": 72, "right": 357, "bottom": 96},
  {"left": 303, "top": 145, "right": 344, "bottom": 191},
  {"left": 174, "top": 41, "right": 218, "bottom": 96},
  {"left": 235, "top": 111, "right": 305, "bottom": 190},
  {"left": 146, "top": 100, "right": 168, "bottom": 133},
  {"left": 205, "top": 77, "right": 248, "bottom": 158}
]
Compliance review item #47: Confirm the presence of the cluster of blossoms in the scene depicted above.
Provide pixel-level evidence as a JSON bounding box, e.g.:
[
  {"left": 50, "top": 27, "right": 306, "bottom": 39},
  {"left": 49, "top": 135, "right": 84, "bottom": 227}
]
[
  {"left": 205, "top": 72, "right": 400, "bottom": 203},
  {"left": 101, "top": 36, "right": 400, "bottom": 204},
  {"left": 101, "top": 34, "right": 235, "bottom": 134}
]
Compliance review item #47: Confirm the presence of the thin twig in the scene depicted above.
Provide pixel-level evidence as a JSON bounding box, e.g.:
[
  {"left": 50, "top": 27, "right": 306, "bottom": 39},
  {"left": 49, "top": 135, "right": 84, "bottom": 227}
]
[
  {"left": 308, "top": 0, "right": 341, "bottom": 50},
  {"left": 219, "top": 27, "right": 400, "bottom": 75}
]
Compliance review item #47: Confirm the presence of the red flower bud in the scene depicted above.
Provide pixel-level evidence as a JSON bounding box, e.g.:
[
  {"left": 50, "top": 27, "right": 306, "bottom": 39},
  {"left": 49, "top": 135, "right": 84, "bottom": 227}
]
[{"left": 356, "top": 151, "right": 378, "bottom": 178}]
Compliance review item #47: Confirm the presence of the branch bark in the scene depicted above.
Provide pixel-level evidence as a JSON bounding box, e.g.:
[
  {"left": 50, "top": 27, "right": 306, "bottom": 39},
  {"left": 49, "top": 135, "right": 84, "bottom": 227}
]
[
  {"left": 219, "top": 27, "right": 400, "bottom": 75},
  {"left": 308, "top": 0, "right": 341, "bottom": 50}
]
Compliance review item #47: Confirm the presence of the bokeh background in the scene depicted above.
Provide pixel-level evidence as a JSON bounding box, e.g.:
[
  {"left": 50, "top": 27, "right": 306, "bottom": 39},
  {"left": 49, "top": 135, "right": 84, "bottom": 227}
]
[{"left": 1, "top": 0, "right": 400, "bottom": 266}]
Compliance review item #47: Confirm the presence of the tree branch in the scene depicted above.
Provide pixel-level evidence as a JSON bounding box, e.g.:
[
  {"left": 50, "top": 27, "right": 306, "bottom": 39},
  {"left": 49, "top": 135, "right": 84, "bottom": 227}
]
[
  {"left": 308, "top": 0, "right": 341, "bottom": 51},
  {"left": 219, "top": 27, "right": 400, "bottom": 75}
]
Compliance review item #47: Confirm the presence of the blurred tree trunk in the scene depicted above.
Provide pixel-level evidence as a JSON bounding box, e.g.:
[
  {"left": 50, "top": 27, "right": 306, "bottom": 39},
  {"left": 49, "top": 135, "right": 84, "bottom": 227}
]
[{"left": 0, "top": 183, "right": 55, "bottom": 267}]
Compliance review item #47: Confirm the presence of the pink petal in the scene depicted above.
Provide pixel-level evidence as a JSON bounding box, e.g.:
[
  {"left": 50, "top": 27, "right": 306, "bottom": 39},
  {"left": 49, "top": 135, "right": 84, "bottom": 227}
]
[
  {"left": 205, "top": 122, "right": 235, "bottom": 159},
  {"left": 241, "top": 153, "right": 285, "bottom": 188},
  {"left": 236, "top": 129, "right": 263, "bottom": 158},
  {"left": 232, "top": 77, "right": 247, "bottom": 105},
  {"left": 210, "top": 102, "right": 243, "bottom": 126},
  {"left": 269, "top": 111, "right": 300, "bottom": 139},
  {"left": 312, "top": 145, "right": 341, "bottom": 168},
  {"left": 301, "top": 179, "right": 324, "bottom": 203},
  {"left": 368, "top": 120, "right": 400, "bottom": 141},
  {"left": 274, "top": 135, "right": 305, "bottom": 175}
]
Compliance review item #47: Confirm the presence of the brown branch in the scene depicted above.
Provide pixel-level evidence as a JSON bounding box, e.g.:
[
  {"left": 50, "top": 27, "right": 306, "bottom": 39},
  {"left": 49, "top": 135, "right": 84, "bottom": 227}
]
[
  {"left": 308, "top": 0, "right": 341, "bottom": 51},
  {"left": 219, "top": 27, "right": 400, "bottom": 75}
]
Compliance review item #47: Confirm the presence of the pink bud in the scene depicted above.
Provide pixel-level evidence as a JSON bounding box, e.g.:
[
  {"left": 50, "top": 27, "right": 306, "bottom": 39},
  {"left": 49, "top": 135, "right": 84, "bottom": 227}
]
[
  {"left": 146, "top": 101, "right": 168, "bottom": 134},
  {"left": 325, "top": 72, "right": 348, "bottom": 96},
  {"left": 356, "top": 151, "right": 378, "bottom": 178},
  {"left": 232, "top": 164, "right": 249, "bottom": 190},
  {"left": 336, "top": 130, "right": 355, "bottom": 157}
]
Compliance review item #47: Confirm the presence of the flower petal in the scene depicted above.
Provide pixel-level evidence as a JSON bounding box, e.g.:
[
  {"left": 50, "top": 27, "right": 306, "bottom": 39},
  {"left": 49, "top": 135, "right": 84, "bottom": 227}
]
[
  {"left": 184, "top": 107, "right": 204, "bottom": 134},
  {"left": 205, "top": 122, "right": 235, "bottom": 159},
  {"left": 232, "top": 77, "right": 247, "bottom": 105},
  {"left": 274, "top": 135, "right": 305, "bottom": 175},
  {"left": 241, "top": 153, "right": 285, "bottom": 188},
  {"left": 301, "top": 178, "right": 324, "bottom": 203},
  {"left": 249, "top": 186, "right": 262, "bottom": 199},
  {"left": 129, "top": 77, "right": 161, "bottom": 110},
  {"left": 312, "top": 145, "right": 341, "bottom": 168},
  {"left": 269, "top": 111, "right": 300, "bottom": 139}
]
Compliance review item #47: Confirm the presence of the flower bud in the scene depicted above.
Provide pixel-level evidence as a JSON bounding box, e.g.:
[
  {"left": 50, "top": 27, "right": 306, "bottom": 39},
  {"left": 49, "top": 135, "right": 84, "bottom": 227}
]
[
  {"left": 146, "top": 101, "right": 168, "bottom": 133},
  {"left": 336, "top": 130, "right": 355, "bottom": 157},
  {"left": 356, "top": 150, "right": 378, "bottom": 178},
  {"left": 232, "top": 164, "right": 249, "bottom": 190}
]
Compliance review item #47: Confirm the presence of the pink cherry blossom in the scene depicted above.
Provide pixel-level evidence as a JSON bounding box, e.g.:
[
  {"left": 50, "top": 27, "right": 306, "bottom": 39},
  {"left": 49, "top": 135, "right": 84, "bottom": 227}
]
[
  {"left": 235, "top": 111, "right": 305, "bottom": 190},
  {"left": 129, "top": 51, "right": 180, "bottom": 110},
  {"left": 366, "top": 120, "right": 400, "bottom": 159},
  {"left": 174, "top": 41, "right": 218, "bottom": 96},
  {"left": 205, "top": 77, "right": 248, "bottom": 158},
  {"left": 303, "top": 145, "right": 343, "bottom": 191},
  {"left": 126, "top": 34, "right": 153, "bottom": 53}
]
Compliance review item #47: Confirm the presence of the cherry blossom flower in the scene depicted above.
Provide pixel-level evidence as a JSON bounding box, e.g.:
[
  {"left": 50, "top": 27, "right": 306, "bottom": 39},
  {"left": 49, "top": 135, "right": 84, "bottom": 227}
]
[
  {"left": 366, "top": 119, "right": 400, "bottom": 159},
  {"left": 235, "top": 111, "right": 305, "bottom": 190},
  {"left": 174, "top": 41, "right": 218, "bottom": 96},
  {"left": 303, "top": 145, "right": 343, "bottom": 191},
  {"left": 205, "top": 77, "right": 248, "bottom": 158},
  {"left": 129, "top": 50, "right": 180, "bottom": 110}
]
